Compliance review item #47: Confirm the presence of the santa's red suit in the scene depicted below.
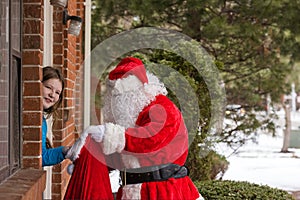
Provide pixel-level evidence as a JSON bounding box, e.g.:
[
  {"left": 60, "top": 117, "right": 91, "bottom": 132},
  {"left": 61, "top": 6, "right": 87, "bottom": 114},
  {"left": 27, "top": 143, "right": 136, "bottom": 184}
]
[{"left": 64, "top": 57, "right": 203, "bottom": 200}]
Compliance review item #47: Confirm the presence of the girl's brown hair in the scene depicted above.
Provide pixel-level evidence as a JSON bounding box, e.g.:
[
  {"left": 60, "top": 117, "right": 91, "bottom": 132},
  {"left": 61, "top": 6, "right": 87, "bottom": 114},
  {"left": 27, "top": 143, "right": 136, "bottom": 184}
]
[{"left": 42, "top": 66, "right": 65, "bottom": 118}]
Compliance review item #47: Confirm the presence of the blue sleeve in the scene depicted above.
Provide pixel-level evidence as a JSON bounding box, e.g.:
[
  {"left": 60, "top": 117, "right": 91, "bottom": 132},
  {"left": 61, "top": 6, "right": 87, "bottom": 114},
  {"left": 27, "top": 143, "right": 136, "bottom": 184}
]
[{"left": 42, "top": 117, "right": 65, "bottom": 166}]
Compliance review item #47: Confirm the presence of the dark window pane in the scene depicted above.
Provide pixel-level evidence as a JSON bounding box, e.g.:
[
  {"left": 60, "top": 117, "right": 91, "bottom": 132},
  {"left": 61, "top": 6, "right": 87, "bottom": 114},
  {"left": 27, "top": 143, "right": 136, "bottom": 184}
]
[
  {"left": 0, "top": 0, "right": 10, "bottom": 182},
  {"left": 11, "top": 0, "right": 20, "bottom": 52},
  {"left": 0, "top": 0, "right": 21, "bottom": 182},
  {"left": 10, "top": 56, "right": 21, "bottom": 173}
]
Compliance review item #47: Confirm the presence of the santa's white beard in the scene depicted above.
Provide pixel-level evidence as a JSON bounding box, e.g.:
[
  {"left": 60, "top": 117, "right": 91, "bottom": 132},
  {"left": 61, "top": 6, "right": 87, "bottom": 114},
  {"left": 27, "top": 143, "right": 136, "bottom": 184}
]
[
  {"left": 102, "top": 72, "right": 167, "bottom": 128},
  {"left": 102, "top": 87, "right": 151, "bottom": 128}
]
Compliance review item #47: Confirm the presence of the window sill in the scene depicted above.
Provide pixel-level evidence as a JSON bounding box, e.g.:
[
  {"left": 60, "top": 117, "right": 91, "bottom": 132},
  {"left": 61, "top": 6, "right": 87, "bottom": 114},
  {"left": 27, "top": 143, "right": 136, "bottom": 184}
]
[{"left": 0, "top": 169, "right": 46, "bottom": 199}]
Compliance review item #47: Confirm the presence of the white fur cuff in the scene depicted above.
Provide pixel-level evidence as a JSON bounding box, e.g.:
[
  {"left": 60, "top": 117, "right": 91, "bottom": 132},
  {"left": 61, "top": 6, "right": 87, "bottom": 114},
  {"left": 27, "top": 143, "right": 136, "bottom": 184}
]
[
  {"left": 103, "top": 123, "right": 126, "bottom": 155},
  {"left": 65, "top": 130, "right": 89, "bottom": 161}
]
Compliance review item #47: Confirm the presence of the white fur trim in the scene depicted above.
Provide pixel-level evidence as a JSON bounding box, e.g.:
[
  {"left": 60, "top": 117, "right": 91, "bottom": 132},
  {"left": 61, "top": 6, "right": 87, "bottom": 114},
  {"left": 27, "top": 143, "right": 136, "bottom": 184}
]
[
  {"left": 88, "top": 125, "right": 105, "bottom": 142},
  {"left": 65, "top": 125, "right": 105, "bottom": 161},
  {"left": 103, "top": 123, "right": 126, "bottom": 155},
  {"left": 113, "top": 75, "right": 143, "bottom": 94},
  {"left": 109, "top": 170, "right": 121, "bottom": 193},
  {"left": 121, "top": 184, "right": 142, "bottom": 200},
  {"left": 65, "top": 129, "right": 89, "bottom": 161},
  {"left": 121, "top": 154, "right": 140, "bottom": 168},
  {"left": 144, "top": 72, "right": 168, "bottom": 98},
  {"left": 108, "top": 72, "right": 168, "bottom": 97}
]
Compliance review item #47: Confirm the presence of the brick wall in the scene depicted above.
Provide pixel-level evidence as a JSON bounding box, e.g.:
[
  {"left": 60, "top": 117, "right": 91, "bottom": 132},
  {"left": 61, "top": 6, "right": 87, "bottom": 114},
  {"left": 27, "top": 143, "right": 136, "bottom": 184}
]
[
  {"left": 22, "top": 0, "right": 85, "bottom": 199},
  {"left": 22, "top": 0, "right": 44, "bottom": 169},
  {"left": 51, "top": 1, "right": 84, "bottom": 199},
  {"left": 21, "top": 1, "right": 47, "bottom": 198},
  {"left": 75, "top": 0, "right": 85, "bottom": 138}
]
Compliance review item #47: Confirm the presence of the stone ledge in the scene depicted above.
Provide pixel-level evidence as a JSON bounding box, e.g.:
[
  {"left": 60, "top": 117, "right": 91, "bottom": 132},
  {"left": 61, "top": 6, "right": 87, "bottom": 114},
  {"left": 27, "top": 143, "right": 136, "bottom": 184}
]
[{"left": 0, "top": 169, "right": 46, "bottom": 200}]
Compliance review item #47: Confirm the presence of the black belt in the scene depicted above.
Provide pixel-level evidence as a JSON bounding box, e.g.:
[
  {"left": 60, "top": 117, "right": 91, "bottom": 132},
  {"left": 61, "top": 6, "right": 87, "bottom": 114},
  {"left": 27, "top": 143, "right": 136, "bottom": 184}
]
[{"left": 120, "top": 163, "right": 189, "bottom": 185}]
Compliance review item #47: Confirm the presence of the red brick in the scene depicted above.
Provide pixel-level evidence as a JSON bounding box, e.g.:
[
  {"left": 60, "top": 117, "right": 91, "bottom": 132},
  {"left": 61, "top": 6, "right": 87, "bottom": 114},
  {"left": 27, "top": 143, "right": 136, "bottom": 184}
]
[
  {"left": 63, "top": 98, "right": 73, "bottom": 108},
  {"left": 23, "top": 81, "right": 42, "bottom": 96},
  {"left": 53, "top": 32, "right": 63, "bottom": 43},
  {"left": 22, "top": 66, "right": 42, "bottom": 81},
  {"left": 52, "top": 173, "right": 63, "bottom": 184},
  {"left": 0, "top": 169, "right": 45, "bottom": 199},
  {"left": 22, "top": 50, "right": 42, "bottom": 65},
  {"left": 52, "top": 6, "right": 64, "bottom": 13},
  {"left": 23, "top": 127, "right": 41, "bottom": 141},
  {"left": 68, "top": 69, "right": 77, "bottom": 80},
  {"left": 23, "top": 142, "right": 41, "bottom": 156},
  {"left": 40, "top": 20, "right": 44, "bottom": 35},
  {"left": 52, "top": 129, "right": 63, "bottom": 141},
  {"left": 23, "top": 35, "right": 43, "bottom": 49},
  {"left": 23, "top": 112, "right": 42, "bottom": 126},
  {"left": 63, "top": 132, "right": 75, "bottom": 145},
  {"left": 23, "top": 97, "right": 42, "bottom": 111},
  {"left": 23, "top": 0, "right": 41, "bottom": 2},
  {"left": 52, "top": 118, "right": 63, "bottom": 130},
  {"left": 22, "top": 157, "right": 41, "bottom": 168},
  {"left": 66, "top": 53, "right": 76, "bottom": 66},
  {"left": 65, "top": 79, "right": 75, "bottom": 88},
  {"left": 64, "top": 117, "right": 74, "bottom": 127},
  {"left": 53, "top": 44, "right": 63, "bottom": 54},
  {"left": 64, "top": 88, "right": 74, "bottom": 98},
  {"left": 23, "top": 4, "right": 42, "bottom": 18},
  {"left": 23, "top": 19, "right": 41, "bottom": 34},
  {"left": 53, "top": 55, "right": 63, "bottom": 64},
  {"left": 53, "top": 9, "right": 64, "bottom": 20}
]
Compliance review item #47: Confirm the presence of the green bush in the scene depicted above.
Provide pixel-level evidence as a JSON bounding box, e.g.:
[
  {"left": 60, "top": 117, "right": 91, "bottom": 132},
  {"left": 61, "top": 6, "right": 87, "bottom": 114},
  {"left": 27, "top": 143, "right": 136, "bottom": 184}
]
[
  {"left": 195, "top": 180, "right": 295, "bottom": 200},
  {"left": 187, "top": 148, "right": 229, "bottom": 181}
]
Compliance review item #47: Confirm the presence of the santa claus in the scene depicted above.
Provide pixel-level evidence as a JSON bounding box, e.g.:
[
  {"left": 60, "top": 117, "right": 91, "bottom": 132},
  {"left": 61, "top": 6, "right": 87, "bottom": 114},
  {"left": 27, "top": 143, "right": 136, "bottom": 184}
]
[{"left": 64, "top": 57, "right": 203, "bottom": 200}]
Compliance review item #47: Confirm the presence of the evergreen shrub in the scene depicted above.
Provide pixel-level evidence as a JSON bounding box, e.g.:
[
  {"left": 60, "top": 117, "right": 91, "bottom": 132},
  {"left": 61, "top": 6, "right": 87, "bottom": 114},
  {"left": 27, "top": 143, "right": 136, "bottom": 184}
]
[{"left": 195, "top": 180, "right": 295, "bottom": 200}]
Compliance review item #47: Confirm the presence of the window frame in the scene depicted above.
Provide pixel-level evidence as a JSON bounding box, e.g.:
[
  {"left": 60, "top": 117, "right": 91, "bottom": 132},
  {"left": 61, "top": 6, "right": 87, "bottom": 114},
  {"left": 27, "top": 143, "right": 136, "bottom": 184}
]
[{"left": 0, "top": 0, "right": 22, "bottom": 183}]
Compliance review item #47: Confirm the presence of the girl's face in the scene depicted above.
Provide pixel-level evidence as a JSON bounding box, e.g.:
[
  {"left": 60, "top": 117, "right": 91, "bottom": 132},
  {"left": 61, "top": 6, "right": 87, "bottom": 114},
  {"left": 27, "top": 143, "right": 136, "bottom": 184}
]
[{"left": 43, "top": 78, "right": 62, "bottom": 110}]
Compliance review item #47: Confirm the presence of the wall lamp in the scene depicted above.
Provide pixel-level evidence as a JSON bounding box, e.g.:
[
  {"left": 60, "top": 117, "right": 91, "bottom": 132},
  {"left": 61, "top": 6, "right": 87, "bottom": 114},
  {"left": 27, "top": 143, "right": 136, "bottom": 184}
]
[
  {"left": 63, "top": 10, "right": 82, "bottom": 36},
  {"left": 50, "top": 0, "right": 68, "bottom": 7}
]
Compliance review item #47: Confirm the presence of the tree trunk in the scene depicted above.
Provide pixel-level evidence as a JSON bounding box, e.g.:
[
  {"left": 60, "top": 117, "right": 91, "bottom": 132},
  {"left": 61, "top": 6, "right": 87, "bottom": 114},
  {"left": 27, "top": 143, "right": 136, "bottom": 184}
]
[{"left": 281, "top": 104, "right": 291, "bottom": 152}]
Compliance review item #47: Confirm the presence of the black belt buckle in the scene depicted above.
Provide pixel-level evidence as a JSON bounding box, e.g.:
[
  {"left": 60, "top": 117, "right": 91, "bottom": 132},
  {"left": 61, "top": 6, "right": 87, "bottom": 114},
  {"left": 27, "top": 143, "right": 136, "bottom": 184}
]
[
  {"left": 152, "top": 169, "right": 161, "bottom": 180},
  {"left": 174, "top": 165, "right": 188, "bottom": 178},
  {"left": 159, "top": 163, "right": 179, "bottom": 179},
  {"left": 120, "top": 169, "right": 126, "bottom": 186}
]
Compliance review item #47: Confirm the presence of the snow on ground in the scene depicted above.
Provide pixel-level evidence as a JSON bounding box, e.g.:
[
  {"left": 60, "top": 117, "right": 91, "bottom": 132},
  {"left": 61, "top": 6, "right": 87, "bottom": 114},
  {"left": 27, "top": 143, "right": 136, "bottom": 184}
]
[{"left": 217, "top": 109, "right": 300, "bottom": 192}]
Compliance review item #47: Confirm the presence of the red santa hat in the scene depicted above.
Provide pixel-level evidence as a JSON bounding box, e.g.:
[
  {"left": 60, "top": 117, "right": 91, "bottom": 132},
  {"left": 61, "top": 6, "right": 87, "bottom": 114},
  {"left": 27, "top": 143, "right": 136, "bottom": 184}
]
[{"left": 109, "top": 57, "right": 148, "bottom": 84}]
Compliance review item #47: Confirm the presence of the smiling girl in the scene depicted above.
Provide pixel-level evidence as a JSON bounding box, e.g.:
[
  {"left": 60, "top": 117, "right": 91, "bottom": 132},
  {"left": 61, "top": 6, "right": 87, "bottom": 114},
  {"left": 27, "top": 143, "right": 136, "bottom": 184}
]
[{"left": 42, "top": 66, "right": 70, "bottom": 166}]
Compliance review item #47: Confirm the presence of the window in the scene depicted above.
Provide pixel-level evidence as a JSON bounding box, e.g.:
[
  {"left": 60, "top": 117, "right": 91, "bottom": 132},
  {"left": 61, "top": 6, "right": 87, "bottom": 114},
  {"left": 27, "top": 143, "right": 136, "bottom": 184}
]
[{"left": 0, "top": 0, "right": 21, "bottom": 183}]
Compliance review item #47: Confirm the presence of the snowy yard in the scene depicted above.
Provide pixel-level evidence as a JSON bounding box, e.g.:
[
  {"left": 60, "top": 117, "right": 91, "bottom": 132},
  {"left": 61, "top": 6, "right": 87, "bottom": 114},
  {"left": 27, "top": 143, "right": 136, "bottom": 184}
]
[{"left": 218, "top": 109, "right": 300, "bottom": 194}]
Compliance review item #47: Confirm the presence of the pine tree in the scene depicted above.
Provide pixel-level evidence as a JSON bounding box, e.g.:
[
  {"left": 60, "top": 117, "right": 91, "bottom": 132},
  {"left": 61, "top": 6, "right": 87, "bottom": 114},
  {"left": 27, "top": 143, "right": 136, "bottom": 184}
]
[{"left": 91, "top": 0, "right": 300, "bottom": 180}]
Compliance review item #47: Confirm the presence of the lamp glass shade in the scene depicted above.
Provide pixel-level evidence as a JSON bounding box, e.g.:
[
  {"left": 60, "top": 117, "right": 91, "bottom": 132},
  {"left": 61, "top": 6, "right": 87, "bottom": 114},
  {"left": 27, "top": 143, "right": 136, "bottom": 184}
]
[
  {"left": 50, "top": 0, "right": 68, "bottom": 7},
  {"left": 68, "top": 19, "right": 82, "bottom": 36}
]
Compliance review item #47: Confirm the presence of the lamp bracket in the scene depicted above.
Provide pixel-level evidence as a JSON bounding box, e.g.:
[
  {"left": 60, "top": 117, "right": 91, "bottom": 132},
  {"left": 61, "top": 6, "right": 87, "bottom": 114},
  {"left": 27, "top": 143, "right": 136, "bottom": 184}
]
[{"left": 63, "top": 10, "right": 83, "bottom": 25}]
